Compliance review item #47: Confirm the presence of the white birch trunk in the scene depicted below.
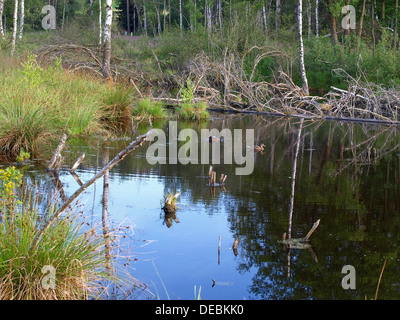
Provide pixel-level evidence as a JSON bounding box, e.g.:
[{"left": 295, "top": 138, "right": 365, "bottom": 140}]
[
  {"left": 276, "top": 0, "right": 280, "bottom": 33},
  {"left": 143, "top": 0, "right": 147, "bottom": 35},
  {"left": 99, "top": 0, "right": 102, "bottom": 45},
  {"left": 298, "top": 0, "right": 309, "bottom": 95},
  {"left": 204, "top": 0, "right": 207, "bottom": 32},
  {"left": 218, "top": 0, "right": 222, "bottom": 31},
  {"left": 262, "top": 1, "right": 268, "bottom": 34},
  {"left": 207, "top": 5, "right": 211, "bottom": 34},
  {"left": 179, "top": 0, "right": 183, "bottom": 31},
  {"left": 315, "top": 0, "right": 319, "bottom": 37},
  {"left": 156, "top": 5, "right": 161, "bottom": 35},
  {"left": 0, "top": 0, "right": 4, "bottom": 39},
  {"left": 11, "top": 0, "right": 18, "bottom": 57},
  {"left": 18, "top": 0, "right": 24, "bottom": 40},
  {"left": 62, "top": 0, "right": 66, "bottom": 30},
  {"left": 163, "top": 0, "right": 166, "bottom": 31},
  {"left": 102, "top": 0, "right": 113, "bottom": 79}
]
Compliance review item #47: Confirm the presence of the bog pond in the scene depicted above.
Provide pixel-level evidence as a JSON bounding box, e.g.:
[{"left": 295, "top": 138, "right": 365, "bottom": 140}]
[{"left": 13, "top": 113, "right": 400, "bottom": 300}]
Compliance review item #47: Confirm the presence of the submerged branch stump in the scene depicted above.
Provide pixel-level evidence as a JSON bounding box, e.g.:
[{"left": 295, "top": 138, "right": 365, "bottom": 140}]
[
  {"left": 47, "top": 133, "right": 68, "bottom": 172},
  {"left": 280, "top": 219, "right": 321, "bottom": 249},
  {"left": 162, "top": 192, "right": 180, "bottom": 215},
  {"left": 71, "top": 153, "right": 85, "bottom": 173}
]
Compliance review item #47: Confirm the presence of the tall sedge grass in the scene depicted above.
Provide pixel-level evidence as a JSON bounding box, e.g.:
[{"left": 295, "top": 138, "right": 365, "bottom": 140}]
[
  {"left": 0, "top": 103, "right": 53, "bottom": 157},
  {"left": 133, "top": 98, "right": 168, "bottom": 119},
  {"left": 0, "top": 168, "right": 127, "bottom": 300},
  {"left": 0, "top": 54, "right": 132, "bottom": 158}
]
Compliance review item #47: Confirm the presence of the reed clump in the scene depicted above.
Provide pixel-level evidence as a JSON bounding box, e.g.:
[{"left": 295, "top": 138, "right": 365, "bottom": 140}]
[
  {"left": 0, "top": 166, "right": 117, "bottom": 300},
  {"left": 0, "top": 54, "right": 136, "bottom": 159}
]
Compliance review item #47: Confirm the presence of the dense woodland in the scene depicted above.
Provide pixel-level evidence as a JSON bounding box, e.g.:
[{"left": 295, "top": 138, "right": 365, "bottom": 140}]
[{"left": 1, "top": 1, "right": 400, "bottom": 89}]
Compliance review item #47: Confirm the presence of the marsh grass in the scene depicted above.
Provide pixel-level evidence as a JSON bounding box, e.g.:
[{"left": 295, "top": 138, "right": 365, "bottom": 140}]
[
  {"left": 133, "top": 98, "right": 168, "bottom": 119},
  {"left": 0, "top": 172, "right": 144, "bottom": 300},
  {"left": 101, "top": 85, "right": 134, "bottom": 131},
  {"left": 176, "top": 102, "right": 209, "bottom": 121},
  {"left": 0, "top": 55, "right": 125, "bottom": 158}
]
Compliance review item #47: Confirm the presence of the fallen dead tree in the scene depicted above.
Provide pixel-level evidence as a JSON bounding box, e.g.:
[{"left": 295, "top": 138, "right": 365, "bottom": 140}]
[{"left": 30, "top": 129, "right": 154, "bottom": 252}]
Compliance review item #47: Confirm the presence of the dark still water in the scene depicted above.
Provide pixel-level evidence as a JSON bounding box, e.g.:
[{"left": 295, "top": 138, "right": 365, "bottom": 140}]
[{"left": 28, "top": 114, "right": 400, "bottom": 299}]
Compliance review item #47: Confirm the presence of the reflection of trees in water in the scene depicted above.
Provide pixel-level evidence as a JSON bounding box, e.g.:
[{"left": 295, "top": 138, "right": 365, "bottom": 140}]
[{"left": 54, "top": 115, "right": 400, "bottom": 299}]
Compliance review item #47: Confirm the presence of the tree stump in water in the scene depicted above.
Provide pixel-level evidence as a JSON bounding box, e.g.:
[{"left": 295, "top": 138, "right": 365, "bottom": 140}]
[{"left": 162, "top": 192, "right": 181, "bottom": 215}]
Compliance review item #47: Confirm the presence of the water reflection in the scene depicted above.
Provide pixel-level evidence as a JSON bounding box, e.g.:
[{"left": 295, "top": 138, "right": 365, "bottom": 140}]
[{"left": 31, "top": 114, "right": 400, "bottom": 299}]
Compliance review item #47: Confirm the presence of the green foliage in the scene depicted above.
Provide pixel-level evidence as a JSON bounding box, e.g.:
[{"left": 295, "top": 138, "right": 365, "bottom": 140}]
[
  {"left": 179, "top": 78, "right": 196, "bottom": 103},
  {"left": 16, "top": 149, "right": 30, "bottom": 163},
  {"left": 133, "top": 98, "right": 167, "bottom": 119},
  {"left": 21, "top": 54, "right": 44, "bottom": 87}
]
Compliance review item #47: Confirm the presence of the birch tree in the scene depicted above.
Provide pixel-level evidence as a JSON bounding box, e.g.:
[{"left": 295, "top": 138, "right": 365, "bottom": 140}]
[
  {"left": 276, "top": 0, "right": 280, "bottom": 33},
  {"left": 315, "top": 0, "right": 319, "bottom": 37},
  {"left": 0, "top": 0, "right": 4, "bottom": 39},
  {"left": 298, "top": 0, "right": 309, "bottom": 95},
  {"left": 102, "top": 0, "right": 113, "bottom": 79},
  {"left": 11, "top": 0, "right": 18, "bottom": 57},
  {"left": 99, "top": 0, "right": 102, "bottom": 45},
  {"left": 18, "top": 0, "right": 24, "bottom": 40},
  {"left": 179, "top": 0, "right": 183, "bottom": 32},
  {"left": 143, "top": 0, "right": 147, "bottom": 36},
  {"left": 394, "top": 0, "right": 398, "bottom": 49},
  {"left": 262, "top": 0, "right": 268, "bottom": 34}
]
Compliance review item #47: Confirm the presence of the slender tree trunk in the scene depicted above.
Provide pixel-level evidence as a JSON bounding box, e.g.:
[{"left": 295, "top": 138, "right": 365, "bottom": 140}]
[
  {"left": 156, "top": 5, "right": 161, "bottom": 35},
  {"left": 218, "top": 0, "right": 222, "bottom": 31},
  {"left": 127, "top": 0, "right": 130, "bottom": 33},
  {"left": 372, "top": 0, "right": 376, "bottom": 54},
  {"left": 276, "top": 0, "right": 280, "bottom": 33},
  {"left": 18, "top": 0, "right": 24, "bottom": 40},
  {"left": 357, "top": 0, "right": 366, "bottom": 51},
  {"left": 0, "top": 0, "right": 5, "bottom": 39},
  {"left": 62, "top": 0, "right": 66, "bottom": 30},
  {"left": 163, "top": 0, "right": 166, "bottom": 31},
  {"left": 262, "top": 0, "right": 268, "bottom": 34},
  {"left": 101, "top": 146, "right": 112, "bottom": 273},
  {"left": 328, "top": 0, "right": 338, "bottom": 45},
  {"left": 99, "top": 0, "right": 102, "bottom": 45},
  {"left": 102, "top": 0, "right": 113, "bottom": 79},
  {"left": 298, "top": 0, "right": 309, "bottom": 95},
  {"left": 179, "top": 0, "right": 183, "bottom": 32},
  {"left": 204, "top": 0, "right": 207, "bottom": 32},
  {"left": 207, "top": 4, "right": 212, "bottom": 34},
  {"left": 307, "top": 0, "right": 311, "bottom": 38},
  {"left": 89, "top": 0, "right": 94, "bottom": 15},
  {"left": 11, "top": 0, "right": 18, "bottom": 57},
  {"left": 315, "top": 0, "right": 319, "bottom": 37},
  {"left": 381, "top": 0, "right": 385, "bottom": 23},
  {"left": 394, "top": 0, "right": 398, "bottom": 49},
  {"left": 143, "top": 0, "right": 147, "bottom": 35},
  {"left": 168, "top": 0, "right": 171, "bottom": 27}
]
